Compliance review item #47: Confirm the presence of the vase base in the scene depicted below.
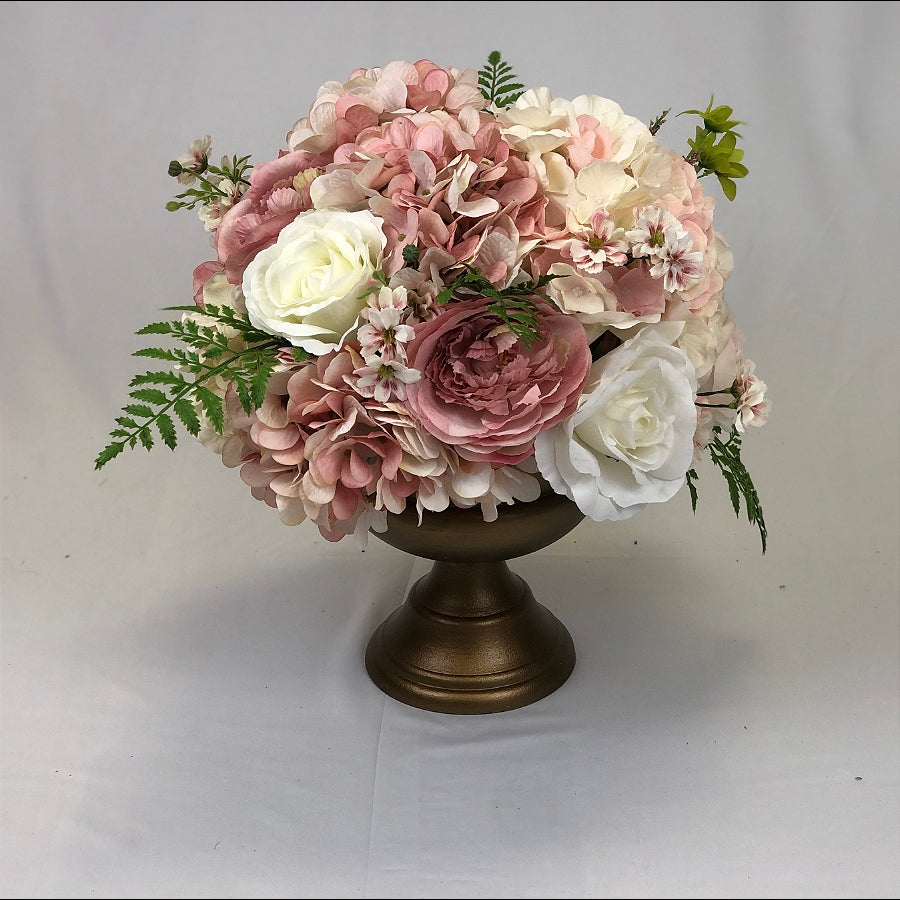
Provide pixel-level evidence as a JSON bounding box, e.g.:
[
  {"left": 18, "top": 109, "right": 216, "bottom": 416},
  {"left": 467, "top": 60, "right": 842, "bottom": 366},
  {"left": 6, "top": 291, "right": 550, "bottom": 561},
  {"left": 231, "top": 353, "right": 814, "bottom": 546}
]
[{"left": 365, "top": 565, "right": 575, "bottom": 715}]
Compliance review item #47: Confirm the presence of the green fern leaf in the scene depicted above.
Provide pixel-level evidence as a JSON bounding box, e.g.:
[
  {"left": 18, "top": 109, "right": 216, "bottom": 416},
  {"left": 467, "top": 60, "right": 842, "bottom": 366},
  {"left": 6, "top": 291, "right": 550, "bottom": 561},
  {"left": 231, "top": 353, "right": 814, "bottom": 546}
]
[
  {"left": 156, "top": 413, "right": 178, "bottom": 450},
  {"left": 123, "top": 403, "right": 154, "bottom": 418},
  {"left": 133, "top": 347, "right": 180, "bottom": 362},
  {"left": 94, "top": 442, "right": 125, "bottom": 470},
  {"left": 129, "top": 388, "right": 169, "bottom": 406},
  {"left": 173, "top": 398, "right": 201, "bottom": 437},
  {"left": 234, "top": 378, "right": 253, "bottom": 415},
  {"left": 686, "top": 468, "right": 699, "bottom": 512},
  {"left": 478, "top": 51, "right": 525, "bottom": 109},
  {"left": 130, "top": 371, "right": 185, "bottom": 388},
  {"left": 195, "top": 385, "right": 225, "bottom": 434}
]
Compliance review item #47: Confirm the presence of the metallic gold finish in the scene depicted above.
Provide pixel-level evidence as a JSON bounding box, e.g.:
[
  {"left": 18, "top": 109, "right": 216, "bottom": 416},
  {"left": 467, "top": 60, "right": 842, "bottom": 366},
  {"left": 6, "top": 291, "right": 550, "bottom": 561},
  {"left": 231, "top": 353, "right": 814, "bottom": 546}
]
[{"left": 366, "top": 490, "right": 584, "bottom": 714}]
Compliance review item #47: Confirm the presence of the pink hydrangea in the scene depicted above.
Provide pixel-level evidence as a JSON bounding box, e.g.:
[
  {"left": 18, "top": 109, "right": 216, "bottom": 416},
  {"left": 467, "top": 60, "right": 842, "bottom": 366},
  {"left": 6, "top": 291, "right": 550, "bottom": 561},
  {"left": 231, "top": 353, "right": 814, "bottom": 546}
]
[{"left": 286, "top": 60, "right": 486, "bottom": 155}]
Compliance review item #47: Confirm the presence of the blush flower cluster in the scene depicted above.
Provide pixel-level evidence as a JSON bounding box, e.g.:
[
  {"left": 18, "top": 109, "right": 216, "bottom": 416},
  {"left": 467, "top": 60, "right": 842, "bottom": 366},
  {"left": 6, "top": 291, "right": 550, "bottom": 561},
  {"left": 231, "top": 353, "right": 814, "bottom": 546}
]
[{"left": 164, "top": 58, "right": 767, "bottom": 544}]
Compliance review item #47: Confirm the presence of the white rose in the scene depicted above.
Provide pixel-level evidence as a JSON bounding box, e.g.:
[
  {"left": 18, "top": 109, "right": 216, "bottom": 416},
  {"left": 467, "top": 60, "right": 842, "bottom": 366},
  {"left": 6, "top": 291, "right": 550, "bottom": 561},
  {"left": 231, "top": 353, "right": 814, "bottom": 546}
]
[
  {"left": 242, "top": 209, "right": 386, "bottom": 354},
  {"left": 535, "top": 323, "right": 698, "bottom": 522}
]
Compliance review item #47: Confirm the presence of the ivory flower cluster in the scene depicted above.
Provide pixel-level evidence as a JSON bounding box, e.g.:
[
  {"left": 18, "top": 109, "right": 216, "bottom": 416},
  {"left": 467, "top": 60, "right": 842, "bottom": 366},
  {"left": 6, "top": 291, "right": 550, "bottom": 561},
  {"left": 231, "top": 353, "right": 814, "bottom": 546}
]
[{"left": 168, "top": 58, "right": 767, "bottom": 544}]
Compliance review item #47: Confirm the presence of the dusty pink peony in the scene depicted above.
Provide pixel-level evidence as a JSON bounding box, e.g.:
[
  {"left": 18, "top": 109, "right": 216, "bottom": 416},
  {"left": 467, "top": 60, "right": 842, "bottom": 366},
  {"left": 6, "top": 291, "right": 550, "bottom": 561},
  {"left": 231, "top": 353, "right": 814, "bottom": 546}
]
[
  {"left": 403, "top": 297, "right": 591, "bottom": 464},
  {"left": 215, "top": 151, "right": 326, "bottom": 284}
]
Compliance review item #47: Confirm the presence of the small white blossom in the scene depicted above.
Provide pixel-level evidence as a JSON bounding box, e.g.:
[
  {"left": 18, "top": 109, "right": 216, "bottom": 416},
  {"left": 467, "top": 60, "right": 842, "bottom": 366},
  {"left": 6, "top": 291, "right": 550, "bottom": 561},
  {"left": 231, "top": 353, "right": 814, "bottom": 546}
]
[
  {"left": 358, "top": 287, "right": 416, "bottom": 359},
  {"left": 198, "top": 178, "right": 239, "bottom": 232},
  {"left": 355, "top": 356, "right": 421, "bottom": 403},
  {"left": 175, "top": 135, "right": 212, "bottom": 186},
  {"left": 569, "top": 210, "right": 628, "bottom": 273},
  {"left": 649, "top": 232, "right": 705, "bottom": 292},
  {"left": 627, "top": 206, "right": 687, "bottom": 260}
]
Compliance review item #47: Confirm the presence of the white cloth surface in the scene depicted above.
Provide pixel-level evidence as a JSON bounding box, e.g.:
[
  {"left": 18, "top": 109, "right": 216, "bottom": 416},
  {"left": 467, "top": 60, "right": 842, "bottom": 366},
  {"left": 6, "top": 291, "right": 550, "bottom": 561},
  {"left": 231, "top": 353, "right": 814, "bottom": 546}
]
[{"left": 1, "top": 2, "right": 898, "bottom": 897}]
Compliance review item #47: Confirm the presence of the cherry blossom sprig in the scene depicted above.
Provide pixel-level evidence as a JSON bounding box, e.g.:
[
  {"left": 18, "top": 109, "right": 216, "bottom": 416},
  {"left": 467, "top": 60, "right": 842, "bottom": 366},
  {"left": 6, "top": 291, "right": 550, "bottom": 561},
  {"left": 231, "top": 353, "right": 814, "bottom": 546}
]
[{"left": 166, "top": 145, "right": 253, "bottom": 226}]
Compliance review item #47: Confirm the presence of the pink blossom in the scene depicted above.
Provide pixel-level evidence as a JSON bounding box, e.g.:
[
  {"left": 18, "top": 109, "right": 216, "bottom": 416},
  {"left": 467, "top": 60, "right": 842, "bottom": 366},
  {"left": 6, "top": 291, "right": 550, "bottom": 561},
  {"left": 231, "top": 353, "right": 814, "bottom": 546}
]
[
  {"left": 649, "top": 232, "right": 705, "bottom": 292},
  {"left": 569, "top": 210, "right": 628, "bottom": 273},
  {"left": 357, "top": 303, "right": 416, "bottom": 360},
  {"left": 302, "top": 408, "right": 403, "bottom": 507},
  {"left": 734, "top": 360, "right": 769, "bottom": 433},
  {"left": 354, "top": 356, "right": 421, "bottom": 402},
  {"left": 287, "top": 60, "right": 486, "bottom": 156},
  {"left": 607, "top": 264, "right": 667, "bottom": 317},
  {"left": 282, "top": 352, "right": 426, "bottom": 530},
  {"left": 566, "top": 116, "right": 614, "bottom": 172},
  {"left": 175, "top": 135, "right": 211, "bottom": 185},
  {"left": 404, "top": 297, "right": 591, "bottom": 464},
  {"left": 627, "top": 207, "right": 687, "bottom": 260},
  {"left": 329, "top": 110, "right": 547, "bottom": 277}
]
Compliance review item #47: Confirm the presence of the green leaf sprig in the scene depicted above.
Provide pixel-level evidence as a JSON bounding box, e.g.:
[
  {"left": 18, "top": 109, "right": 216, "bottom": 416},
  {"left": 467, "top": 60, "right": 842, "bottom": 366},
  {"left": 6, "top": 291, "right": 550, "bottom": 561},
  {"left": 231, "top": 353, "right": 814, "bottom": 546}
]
[
  {"left": 648, "top": 107, "right": 671, "bottom": 136},
  {"left": 95, "top": 305, "right": 308, "bottom": 469},
  {"left": 677, "top": 97, "right": 748, "bottom": 200},
  {"left": 435, "top": 265, "right": 560, "bottom": 349},
  {"left": 686, "top": 426, "right": 767, "bottom": 552},
  {"left": 166, "top": 154, "right": 253, "bottom": 213},
  {"left": 478, "top": 51, "right": 525, "bottom": 109}
]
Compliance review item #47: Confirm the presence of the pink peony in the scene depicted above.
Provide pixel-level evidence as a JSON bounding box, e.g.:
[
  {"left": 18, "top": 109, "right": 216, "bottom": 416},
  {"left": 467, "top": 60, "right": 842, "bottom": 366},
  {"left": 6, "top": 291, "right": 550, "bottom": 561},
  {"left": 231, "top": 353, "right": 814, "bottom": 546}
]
[
  {"left": 215, "top": 151, "right": 326, "bottom": 284},
  {"left": 403, "top": 297, "right": 591, "bottom": 464}
]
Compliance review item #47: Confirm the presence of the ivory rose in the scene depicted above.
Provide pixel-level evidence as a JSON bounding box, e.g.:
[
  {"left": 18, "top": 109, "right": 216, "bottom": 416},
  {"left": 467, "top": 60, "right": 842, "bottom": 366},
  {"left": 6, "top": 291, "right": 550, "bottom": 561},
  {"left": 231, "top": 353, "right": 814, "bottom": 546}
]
[
  {"left": 242, "top": 208, "right": 386, "bottom": 354},
  {"left": 534, "top": 323, "right": 698, "bottom": 521}
]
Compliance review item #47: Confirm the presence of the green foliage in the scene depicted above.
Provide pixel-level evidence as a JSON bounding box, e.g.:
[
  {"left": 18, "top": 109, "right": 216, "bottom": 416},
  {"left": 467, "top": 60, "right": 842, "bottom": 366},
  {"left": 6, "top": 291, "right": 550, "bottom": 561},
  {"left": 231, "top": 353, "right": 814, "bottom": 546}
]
[
  {"left": 478, "top": 51, "right": 525, "bottom": 109},
  {"left": 689, "top": 426, "right": 767, "bottom": 553},
  {"left": 166, "top": 153, "right": 253, "bottom": 213},
  {"left": 435, "top": 265, "right": 560, "bottom": 348},
  {"left": 95, "top": 304, "right": 305, "bottom": 470},
  {"left": 648, "top": 108, "right": 671, "bottom": 136},
  {"left": 402, "top": 243, "right": 420, "bottom": 267},
  {"left": 685, "top": 468, "right": 699, "bottom": 512},
  {"left": 677, "top": 97, "right": 748, "bottom": 200}
]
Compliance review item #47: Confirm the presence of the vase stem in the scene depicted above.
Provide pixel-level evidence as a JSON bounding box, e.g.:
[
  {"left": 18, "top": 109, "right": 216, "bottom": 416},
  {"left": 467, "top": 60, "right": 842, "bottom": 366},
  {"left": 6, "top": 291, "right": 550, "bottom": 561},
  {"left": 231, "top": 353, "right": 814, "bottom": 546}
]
[
  {"left": 365, "top": 557, "right": 575, "bottom": 714},
  {"left": 413, "top": 560, "right": 524, "bottom": 618}
]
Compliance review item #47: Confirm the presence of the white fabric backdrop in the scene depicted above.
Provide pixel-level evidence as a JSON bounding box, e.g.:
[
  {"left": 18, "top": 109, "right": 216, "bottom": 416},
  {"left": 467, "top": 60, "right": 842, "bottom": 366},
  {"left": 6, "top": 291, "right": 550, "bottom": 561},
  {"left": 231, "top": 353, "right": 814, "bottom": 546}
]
[{"left": 2, "top": 2, "right": 898, "bottom": 897}]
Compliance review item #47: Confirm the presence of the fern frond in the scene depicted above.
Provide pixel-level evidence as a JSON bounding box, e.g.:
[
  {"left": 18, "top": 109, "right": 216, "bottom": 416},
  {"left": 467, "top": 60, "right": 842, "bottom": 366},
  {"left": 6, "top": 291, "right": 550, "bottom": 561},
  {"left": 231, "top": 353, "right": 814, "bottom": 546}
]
[
  {"left": 96, "top": 304, "right": 314, "bottom": 469},
  {"left": 478, "top": 51, "right": 526, "bottom": 109}
]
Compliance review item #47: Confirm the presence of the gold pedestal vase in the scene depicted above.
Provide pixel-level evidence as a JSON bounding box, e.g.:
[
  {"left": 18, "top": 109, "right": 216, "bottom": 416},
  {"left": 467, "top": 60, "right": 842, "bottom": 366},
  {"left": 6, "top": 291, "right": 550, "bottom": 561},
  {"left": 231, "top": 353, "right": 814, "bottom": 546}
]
[{"left": 366, "top": 490, "right": 585, "bottom": 714}]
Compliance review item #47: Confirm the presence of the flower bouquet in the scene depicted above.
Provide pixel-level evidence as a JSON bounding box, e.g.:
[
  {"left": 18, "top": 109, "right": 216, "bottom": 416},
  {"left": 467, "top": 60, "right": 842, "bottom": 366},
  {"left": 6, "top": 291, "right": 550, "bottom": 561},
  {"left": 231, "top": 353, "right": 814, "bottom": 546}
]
[{"left": 97, "top": 54, "right": 769, "bottom": 712}]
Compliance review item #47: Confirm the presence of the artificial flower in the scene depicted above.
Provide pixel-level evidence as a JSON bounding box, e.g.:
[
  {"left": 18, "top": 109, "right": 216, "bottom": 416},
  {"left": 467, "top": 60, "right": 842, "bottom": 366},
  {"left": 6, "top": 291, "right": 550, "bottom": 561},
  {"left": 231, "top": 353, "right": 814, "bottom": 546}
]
[{"left": 242, "top": 208, "right": 386, "bottom": 354}]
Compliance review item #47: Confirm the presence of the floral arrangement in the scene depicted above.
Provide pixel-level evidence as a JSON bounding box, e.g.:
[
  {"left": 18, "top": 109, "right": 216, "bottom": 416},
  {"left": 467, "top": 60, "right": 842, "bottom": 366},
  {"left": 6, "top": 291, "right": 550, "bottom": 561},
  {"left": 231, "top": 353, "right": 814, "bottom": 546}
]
[{"left": 97, "top": 54, "right": 769, "bottom": 549}]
